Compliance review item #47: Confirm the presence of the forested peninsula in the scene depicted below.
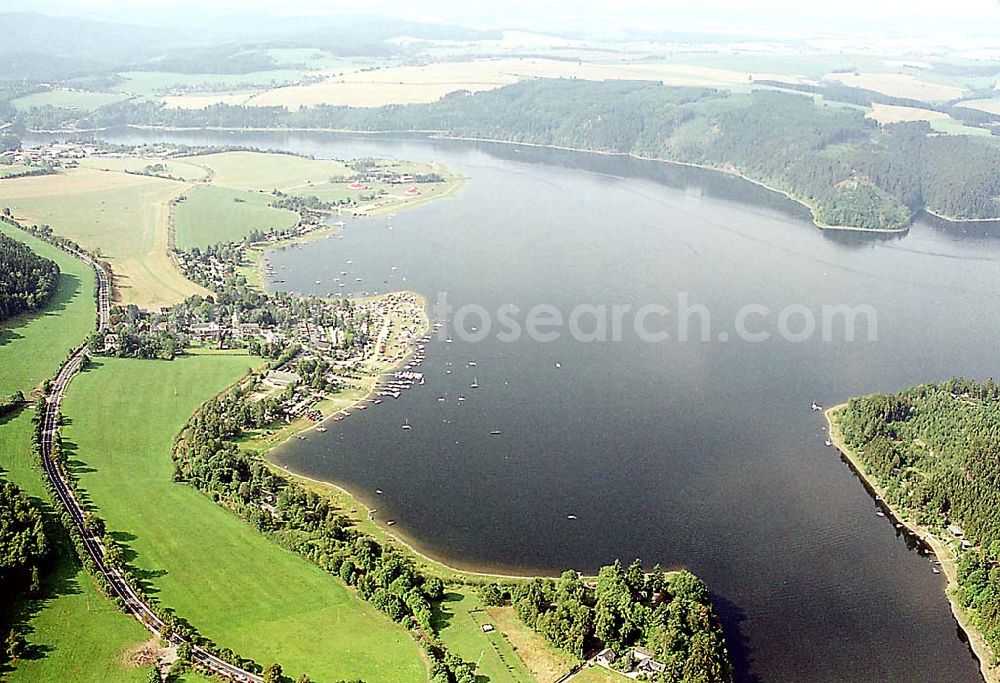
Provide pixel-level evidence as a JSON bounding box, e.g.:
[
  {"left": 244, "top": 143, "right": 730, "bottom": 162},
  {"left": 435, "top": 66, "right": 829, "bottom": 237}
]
[
  {"left": 0, "top": 232, "right": 60, "bottom": 323},
  {"left": 831, "top": 379, "right": 1000, "bottom": 679},
  {"left": 52, "top": 79, "right": 1000, "bottom": 231}
]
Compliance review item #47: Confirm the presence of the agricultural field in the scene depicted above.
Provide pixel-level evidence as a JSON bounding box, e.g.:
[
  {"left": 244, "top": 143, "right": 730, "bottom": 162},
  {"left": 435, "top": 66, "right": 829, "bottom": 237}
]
[
  {"left": 435, "top": 589, "right": 535, "bottom": 683},
  {"left": 60, "top": 352, "right": 428, "bottom": 683},
  {"left": 866, "top": 103, "right": 952, "bottom": 124},
  {"left": 179, "top": 151, "right": 352, "bottom": 191},
  {"left": 173, "top": 185, "right": 299, "bottom": 250},
  {"left": 929, "top": 119, "right": 994, "bottom": 137},
  {"left": 115, "top": 70, "right": 309, "bottom": 96},
  {"left": 77, "top": 156, "right": 211, "bottom": 182},
  {"left": 262, "top": 48, "right": 373, "bottom": 71},
  {"left": 0, "top": 222, "right": 95, "bottom": 397},
  {"left": 822, "top": 71, "right": 966, "bottom": 101},
  {"left": 0, "top": 168, "right": 208, "bottom": 308},
  {"left": 0, "top": 411, "right": 156, "bottom": 683},
  {"left": 243, "top": 57, "right": 802, "bottom": 109},
  {"left": 11, "top": 89, "right": 130, "bottom": 112},
  {"left": 957, "top": 97, "right": 1000, "bottom": 116}
]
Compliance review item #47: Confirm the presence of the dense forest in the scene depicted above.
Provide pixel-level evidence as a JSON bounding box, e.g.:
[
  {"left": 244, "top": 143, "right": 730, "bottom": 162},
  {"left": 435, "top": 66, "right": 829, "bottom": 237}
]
[
  {"left": 0, "top": 479, "right": 49, "bottom": 666},
  {"left": 54, "top": 79, "right": 1000, "bottom": 229},
  {"left": 0, "top": 232, "right": 60, "bottom": 323},
  {"left": 834, "top": 379, "right": 1000, "bottom": 654},
  {"left": 479, "top": 562, "right": 731, "bottom": 682}
]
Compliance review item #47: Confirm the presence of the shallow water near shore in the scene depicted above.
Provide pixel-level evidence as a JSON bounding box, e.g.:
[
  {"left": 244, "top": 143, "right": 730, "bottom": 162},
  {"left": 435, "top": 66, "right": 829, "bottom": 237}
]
[{"left": 90, "top": 128, "right": 1000, "bottom": 682}]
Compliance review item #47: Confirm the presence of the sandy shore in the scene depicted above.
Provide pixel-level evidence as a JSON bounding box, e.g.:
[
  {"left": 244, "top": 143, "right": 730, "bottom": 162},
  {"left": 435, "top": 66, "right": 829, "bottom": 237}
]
[{"left": 825, "top": 404, "right": 998, "bottom": 683}]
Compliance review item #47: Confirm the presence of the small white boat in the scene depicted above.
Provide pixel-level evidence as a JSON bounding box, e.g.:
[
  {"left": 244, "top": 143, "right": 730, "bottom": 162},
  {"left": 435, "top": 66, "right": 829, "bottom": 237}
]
[
  {"left": 811, "top": 402, "right": 822, "bottom": 411},
  {"left": 468, "top": 361, "right": 477, "bottom": 367},
  {"left": 470, "top": 376, "right": 479, "bottom": 389},
  {"left": 401, "top": 420, "right": 412, "bottom": 430},
  {"left": 376, "top": 489, "right": 383, "bottom": 495},
  {"left": 876, "top": 511, "right": 885, "bottom": 517},
  {"left": 825, "top": 440, "right": 833, "bottom": 447},
  {"left": 446, "top": 338, "right": 454, "bottom": 344},
  {"left": 567, "top": 515, "right": 577, "bottom": 520},
  {"left": 457, "top": 396, "right": 466, "bottom": 402},
  {"left": 316, "top": 427, "right": 327, "bottom": 433},
  {"left": 555, "top": 362, "right": 561, "bottom": 369}
]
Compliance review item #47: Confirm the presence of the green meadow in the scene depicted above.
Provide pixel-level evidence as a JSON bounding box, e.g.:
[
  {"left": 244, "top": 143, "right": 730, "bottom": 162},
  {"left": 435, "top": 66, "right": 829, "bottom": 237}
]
[
  {"left": 0, "top": 221, "right": 95, "bottom": 397},
  {"left": 182, "top": 151, "right": 352, "bottom": 191},
  {"left": 12, "top": 89, "right": 129, "bottom": 112},
  {"left": 115, "top": 70, "right": 309, "bottom": 96},
  {"left": 0, "top": 410, "right": 156, "bottom": 683},
  {"left": 173, "top": 185, "right": 299, "bottom": 250},
  {"left": 435, "top": 589, "right": 535, "bottom": 683},
  {"left": 0, "top": 168, "right": 207, "bottom": 308},
  {"left": 61, "top": 352, "right": 428, "bottom": 683}
]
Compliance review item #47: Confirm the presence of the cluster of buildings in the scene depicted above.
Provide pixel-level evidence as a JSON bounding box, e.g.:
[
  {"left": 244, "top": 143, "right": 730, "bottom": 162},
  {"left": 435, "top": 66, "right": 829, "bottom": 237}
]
[
  {"left": 594, "top": 647, "right": 667, "bottom": 678},
  {"left": 1, "top": 141, "right": 100, "bottom": 168},
  {"left": 243, "top": 291, "right": 425, "bottom": 422}
]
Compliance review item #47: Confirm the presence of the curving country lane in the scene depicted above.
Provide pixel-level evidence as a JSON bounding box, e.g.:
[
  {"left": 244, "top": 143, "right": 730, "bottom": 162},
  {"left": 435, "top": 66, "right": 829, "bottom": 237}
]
[{"left": 38, "top": 247, "right": 263, "bottom": 683}]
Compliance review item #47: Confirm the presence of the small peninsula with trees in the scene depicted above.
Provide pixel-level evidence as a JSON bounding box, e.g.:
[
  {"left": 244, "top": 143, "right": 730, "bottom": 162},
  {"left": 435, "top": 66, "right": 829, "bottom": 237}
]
[{"left": 830, "top": 380, "right": 1000, "bottom": 682}]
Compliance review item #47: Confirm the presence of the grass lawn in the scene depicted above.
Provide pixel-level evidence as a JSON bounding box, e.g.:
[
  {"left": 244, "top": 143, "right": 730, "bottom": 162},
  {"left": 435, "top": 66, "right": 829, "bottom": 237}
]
[
  {"left": 181, "top": 151, "right": 352, "bottom": 192},
  {"left": 0, "top": 221, "right": 95, "bottom": 397},
  {"left": 11, "top": 89, "right": 129, "bottom": 112},
  {"left": 0, "top": 165, "right": 40, "bottom": 178},
  {"left": 486, "top": 607, "right": 579, "bottom": 683},
  {"left": 0, "top": 410, "right": 153, "bottom": 683},
  {"left": 60, "top": 352, "right": 428, "bottom": 683},
  {"left": 435, "top": 589, "right": 535, "bottom": 683},
  {"left": 173, "top": 185, "right": 299, "bottom": 250},
  {"left": 572, "top": 665, "right": 631, "bottom": 683},
  {"left": 0, "top": 168, "right": 208, "bottom": 308}
]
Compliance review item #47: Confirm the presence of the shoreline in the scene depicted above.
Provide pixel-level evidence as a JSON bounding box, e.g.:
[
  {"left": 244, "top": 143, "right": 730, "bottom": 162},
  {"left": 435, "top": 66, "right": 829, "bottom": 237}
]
[
  {"left": 243, "top": 167, "right": 466, "bottom": 290},
  {"left": 925, "top": 207, "right": 1000, "bottom": 224},
  {"left": 251, "top": 291, "right": 555, "bottom": 583},
  {"left": 34, "top": 123, "right": 1000, "bottom": 229},
  {"left": 431, "top": 134, "right": 914, "bottom": 235},
  {"left": 825, "top": 404, "right": 998, "bottom": 683}
]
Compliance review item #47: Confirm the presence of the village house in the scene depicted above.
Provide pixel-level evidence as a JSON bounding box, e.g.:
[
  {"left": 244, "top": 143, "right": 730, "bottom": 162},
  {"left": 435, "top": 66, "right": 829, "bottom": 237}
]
[
  {"left": 595, "top": 648, "right": 617, "bottom": 667},
  {"left": 632, "top": 647, "right": 666, "bottom": 675},
  {"left": 190, "top": 322, "right": 221, "bottom": 339},
  {"left": 264, "top": 369, "right": 301, "bottom": 389}
]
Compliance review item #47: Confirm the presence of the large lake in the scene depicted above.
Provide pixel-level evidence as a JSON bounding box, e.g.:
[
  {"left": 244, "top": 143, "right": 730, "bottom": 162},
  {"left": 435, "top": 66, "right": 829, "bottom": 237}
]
[{"left": 101, "top": 129, "right": 1000, "bottom": 682}]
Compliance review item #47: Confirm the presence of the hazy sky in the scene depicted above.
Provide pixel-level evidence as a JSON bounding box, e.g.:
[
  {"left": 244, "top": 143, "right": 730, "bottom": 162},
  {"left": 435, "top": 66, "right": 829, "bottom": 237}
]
[{"left": 9, "top": 0, "right": 1000, "bottom": 36}]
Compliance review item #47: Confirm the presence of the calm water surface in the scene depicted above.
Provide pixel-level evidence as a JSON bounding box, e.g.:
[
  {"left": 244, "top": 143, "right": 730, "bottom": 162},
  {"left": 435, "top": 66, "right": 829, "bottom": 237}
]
[{"left": 100, "top": 129, "right": 1000, "bottom": 682}]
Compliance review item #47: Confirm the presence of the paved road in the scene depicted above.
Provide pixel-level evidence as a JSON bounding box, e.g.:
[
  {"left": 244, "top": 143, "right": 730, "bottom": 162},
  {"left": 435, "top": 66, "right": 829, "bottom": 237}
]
[{"left": 39, "top": 251, "right": 263, "bottom": 682}]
